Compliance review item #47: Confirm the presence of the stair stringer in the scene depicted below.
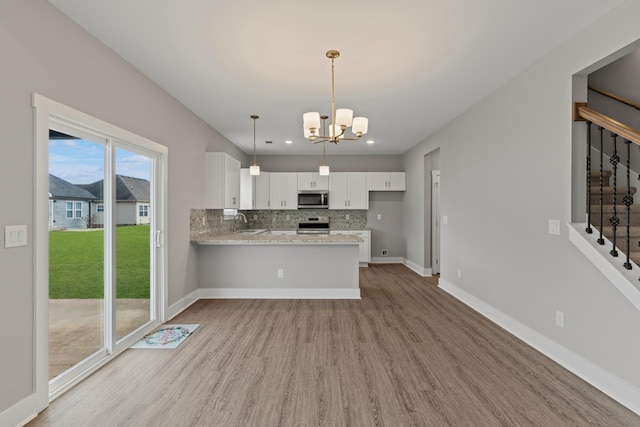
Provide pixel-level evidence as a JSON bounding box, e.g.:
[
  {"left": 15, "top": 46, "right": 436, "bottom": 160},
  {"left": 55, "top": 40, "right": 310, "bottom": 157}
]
[{"left": 569, "top": 223, "right": 640, "bottom": 311}]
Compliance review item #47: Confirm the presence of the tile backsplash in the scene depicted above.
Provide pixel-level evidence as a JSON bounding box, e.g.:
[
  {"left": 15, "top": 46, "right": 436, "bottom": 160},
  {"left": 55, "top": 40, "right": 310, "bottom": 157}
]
[
  {"left": 243, "top": 209, "right": 367, "bottom": 230},
  {"left": 190, "top": 208, "right": 367, "bottom": 240}
]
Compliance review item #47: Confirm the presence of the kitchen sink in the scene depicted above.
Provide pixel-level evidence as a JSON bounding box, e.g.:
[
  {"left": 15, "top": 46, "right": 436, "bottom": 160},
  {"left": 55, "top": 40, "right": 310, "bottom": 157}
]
[{"left": 235, "top": 229, "right": 267, "bottom": 235}]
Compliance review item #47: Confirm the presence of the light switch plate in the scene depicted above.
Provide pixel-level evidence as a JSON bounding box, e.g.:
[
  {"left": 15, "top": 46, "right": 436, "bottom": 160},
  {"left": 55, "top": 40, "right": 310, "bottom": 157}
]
[
  {"left": 548, "top": 219, "right": 560, "bottom": 235},
  {"left": 5, "top": 225, "right": 28, "bottom": 248}
]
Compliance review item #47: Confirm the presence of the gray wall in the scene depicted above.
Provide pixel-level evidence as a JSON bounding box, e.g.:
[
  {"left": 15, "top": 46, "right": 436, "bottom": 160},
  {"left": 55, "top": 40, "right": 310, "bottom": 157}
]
[
  {"left": 0, "top": 0, "right": 244, "bottom": 417},
  {"left": 403, "top": 0, "right": 640, "bottom": 398},
  {"left": 367, "top": 192, "right": 405, "bottom": 259}
]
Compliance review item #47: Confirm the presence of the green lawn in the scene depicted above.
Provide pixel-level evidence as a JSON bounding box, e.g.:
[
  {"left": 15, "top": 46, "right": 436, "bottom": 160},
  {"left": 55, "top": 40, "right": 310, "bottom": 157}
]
[{"left": 49, "top": 225, "right": 151, "bottom": 299}]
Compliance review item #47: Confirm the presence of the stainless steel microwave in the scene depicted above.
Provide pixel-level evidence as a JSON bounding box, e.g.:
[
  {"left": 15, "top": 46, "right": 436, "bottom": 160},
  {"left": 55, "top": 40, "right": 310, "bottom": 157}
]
[{"left": 297, "top": 191, "right": 329, "bottom": 209}]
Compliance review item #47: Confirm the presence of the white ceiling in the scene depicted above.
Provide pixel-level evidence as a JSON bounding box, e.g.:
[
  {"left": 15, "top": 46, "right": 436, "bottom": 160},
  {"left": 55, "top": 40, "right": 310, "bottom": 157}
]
[{"left": 49, "top": 0, "right": 623, "bottom": 156}]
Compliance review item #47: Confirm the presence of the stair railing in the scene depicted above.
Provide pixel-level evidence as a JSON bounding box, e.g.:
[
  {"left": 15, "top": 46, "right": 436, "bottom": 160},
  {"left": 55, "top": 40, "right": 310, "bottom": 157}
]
[{"left": 575, "top": 104, "right": 640, "bottom": 276}]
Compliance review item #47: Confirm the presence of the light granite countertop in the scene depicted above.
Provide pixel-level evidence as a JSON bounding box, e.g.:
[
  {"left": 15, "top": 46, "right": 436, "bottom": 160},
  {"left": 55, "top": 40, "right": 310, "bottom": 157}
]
[{"left": 192, "top": 231, "right": 363, "bottom": 245}]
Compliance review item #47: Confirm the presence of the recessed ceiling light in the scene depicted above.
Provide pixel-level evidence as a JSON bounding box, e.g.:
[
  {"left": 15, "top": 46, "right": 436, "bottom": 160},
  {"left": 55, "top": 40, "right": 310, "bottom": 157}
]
[
  {"left": 285, "top": 140, "right": 293, "bottom": 144},
  {"left": 366, "top": 140, "right": 375, "bottom": 144}
]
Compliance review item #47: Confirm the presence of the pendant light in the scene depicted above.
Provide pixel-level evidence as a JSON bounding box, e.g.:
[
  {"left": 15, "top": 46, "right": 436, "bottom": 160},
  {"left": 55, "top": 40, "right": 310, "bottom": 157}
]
[
  {"left": 319, "top": 115, "right": 330, "bottom": 175},
  {"left": 250, "top": 115, "right": 260, "bottom": 176}
]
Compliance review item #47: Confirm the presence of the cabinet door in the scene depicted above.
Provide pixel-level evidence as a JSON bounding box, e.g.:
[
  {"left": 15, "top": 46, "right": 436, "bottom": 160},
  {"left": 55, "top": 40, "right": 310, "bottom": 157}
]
[
  {"left": 298, "top": 173, "right": 315, "bottom": 191},
  {"left": 368, "top": 173, "right": 388, "bottom": 191},
  {"left": 205, "top": 152, "right": 241, "bottom": 209},
  {"left": 298, "top": 172, "right": 329, "bottom": 191},
  {"left": 255, "top": 172, "right": 270, "bottom": 210},
  {"left": 329, "top": 173, "right": 349, "bottom": 209},
  {"left": 224, "top": 154, "right": 241, "bottom": 208},
  {"left": 270, "top": 173, "right": 297, "bottom": 210},
  {"left": 240, "top": 169, "right": 254, "bottom": 210},
  {"left": 330, "top": 230, "right": 370, "bottom": 263},
  {"left": 269, "top": 173, "right": 285, "bottom": 209},
  {"left": 387, "top": 172, "right": 406, "bottom": 191},
  {"left": 368, "top": 172, "right": 406, "bottom": 191},
  {"left": 314, "top": 174, "right": 329, "bottom": 190},
  {"left": 347, "top": 172, "right": 368, "bottom": 209},
  {"left": 283, "top": 173, "right": 298, "bottom": 210}
]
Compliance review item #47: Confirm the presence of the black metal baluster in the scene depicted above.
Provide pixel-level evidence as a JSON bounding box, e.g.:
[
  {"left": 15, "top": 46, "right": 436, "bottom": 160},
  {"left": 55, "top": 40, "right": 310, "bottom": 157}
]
[
  {"left": 610, "top": 132, "right": 619, "bottom": 257},
  {"left": 624, "top": 139, "right": 633, "bottom": 269},
  {"left": 586, "top": 121, "right": 593, "bottom": 234},
  {"left": 598, "top": 126, "right": 605, "bottom": 245}
]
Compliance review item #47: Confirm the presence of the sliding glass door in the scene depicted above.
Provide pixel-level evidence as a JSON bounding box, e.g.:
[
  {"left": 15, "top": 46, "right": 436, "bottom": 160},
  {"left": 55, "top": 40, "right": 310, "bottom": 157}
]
[{"left": 46, "top": 118, "right": 165, "bottom": 397}]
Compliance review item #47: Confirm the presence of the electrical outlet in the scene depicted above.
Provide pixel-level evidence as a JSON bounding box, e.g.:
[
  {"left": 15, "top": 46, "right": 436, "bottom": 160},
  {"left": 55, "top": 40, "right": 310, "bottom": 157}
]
[
  {"left": 555, "top": 310, "right": 564, "bottom": 328},
  {"left": 277, "top": 269, "right": 284, "bottom": 279},
  {"left": 457, "top": 269, "right": 462, "bottom": 278},
  {"left": 377, "top": 214, "right": 382, "bottom": 220},
  {"left": 346, "top": 214, "right": 350, "bottom": 220},
  {"left": 253, "top": 214, "right": 258, "bottom": 220},
  {"left": 286, "top": 215, "right": 290, "bottom": 221},
  {"left": 381, "top": 249, "right": 388, "bottom": 256},
  {"left": 442, "top": 215, "right": 448, "bottom": 225},
  {"left": 548, "top": 219, "right": 560, "bottom": 235},
  {"left": 201, "top": 217, "right": 206, "bottom": 225}
]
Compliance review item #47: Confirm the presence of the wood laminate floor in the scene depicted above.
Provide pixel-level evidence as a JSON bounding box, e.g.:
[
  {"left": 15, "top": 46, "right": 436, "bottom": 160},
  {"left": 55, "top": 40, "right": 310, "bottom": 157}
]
[{"left": 29, "top": 264, "right": 639, "bottom": 426}]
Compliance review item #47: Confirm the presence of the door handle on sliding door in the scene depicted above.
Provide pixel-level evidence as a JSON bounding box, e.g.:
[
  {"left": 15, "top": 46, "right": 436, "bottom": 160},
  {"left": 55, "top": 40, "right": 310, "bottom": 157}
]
[{"left": 156, "top": 230, "right": 161, "bottom": 248}]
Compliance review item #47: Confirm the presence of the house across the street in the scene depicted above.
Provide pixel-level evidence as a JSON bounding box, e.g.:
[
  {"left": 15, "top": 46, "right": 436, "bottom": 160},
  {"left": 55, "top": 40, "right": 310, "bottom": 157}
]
[
  {"left": 48, "top": 174, "right": 150, "bottom": 229},
  {"left": 48, "top": 174, "right": 96, "bottom": 230},
  {"left": 79, "top": 175, "right": 151, "bottom": 227}
]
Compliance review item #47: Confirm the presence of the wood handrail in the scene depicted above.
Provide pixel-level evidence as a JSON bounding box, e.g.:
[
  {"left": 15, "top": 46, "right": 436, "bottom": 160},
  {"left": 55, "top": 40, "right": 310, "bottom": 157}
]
[
  {"left": 589, "top": 86, "right": 640, "bottom": 111},
  {"left": 577, "top": 105, "right": 640, "bottom": 147}
]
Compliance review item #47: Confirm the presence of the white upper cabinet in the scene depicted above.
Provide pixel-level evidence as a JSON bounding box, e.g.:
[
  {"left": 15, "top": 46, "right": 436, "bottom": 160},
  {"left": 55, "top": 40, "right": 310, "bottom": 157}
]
[
  {"left": 298, "top": 172, "right": 329, "bottom": 191},
  {"left": 205, "top": 152, "right": 241, "bottom": 209},
  {"left": 269, "top": 172, "right": 298, "bottom": 210},
  {"left": 368, "top": 172, "right": 406, "bottom": 191},
  {"left": 240, "top": 169, "right": 270, "bottom": 210},
  {"left": 329, "top": 172, "right": 368, "bottom": 209}
]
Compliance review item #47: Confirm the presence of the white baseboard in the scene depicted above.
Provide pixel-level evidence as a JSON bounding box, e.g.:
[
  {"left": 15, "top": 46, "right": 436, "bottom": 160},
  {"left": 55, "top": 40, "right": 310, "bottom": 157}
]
[
  {"left": 370, "top": 256, "right": 403, "bottom": 264},
  {"left": 568, "top": 223, "right": 640, "bottom": 311},
  {"left": 0, "top": 394, "right": 38, "bottom": 427},
  {"left": 438, "top": 278, "right": 640, "bottom": 416},
  {"left": 166, "top": 289, "right": 200, "bottom": 320},
  {"left": 199, "top": 288, "right": 361, "bottom": 299},
  {"left": 402, "top": 258, "right": 432, "bottom": 277}
]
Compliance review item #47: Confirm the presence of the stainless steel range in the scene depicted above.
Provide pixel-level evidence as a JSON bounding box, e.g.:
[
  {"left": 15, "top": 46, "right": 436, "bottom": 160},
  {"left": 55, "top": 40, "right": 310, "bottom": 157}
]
[{"left": 297, "top": 216, "right": 330, "bottom": 234}]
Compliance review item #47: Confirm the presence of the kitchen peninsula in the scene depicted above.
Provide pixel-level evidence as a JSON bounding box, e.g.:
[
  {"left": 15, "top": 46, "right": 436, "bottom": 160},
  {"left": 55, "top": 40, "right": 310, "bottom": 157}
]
[{"left": 193, "top": 231, "right": 362, "bottom": 299}]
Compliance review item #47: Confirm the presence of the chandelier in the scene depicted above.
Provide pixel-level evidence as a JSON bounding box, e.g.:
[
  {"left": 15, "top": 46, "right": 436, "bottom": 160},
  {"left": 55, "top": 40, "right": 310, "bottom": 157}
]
[
  {"left": 249, "top": 115, "right": 260, "bottom": 176},
  {"left": 302, "top": 50, "right": 368, "bottom": 145}
]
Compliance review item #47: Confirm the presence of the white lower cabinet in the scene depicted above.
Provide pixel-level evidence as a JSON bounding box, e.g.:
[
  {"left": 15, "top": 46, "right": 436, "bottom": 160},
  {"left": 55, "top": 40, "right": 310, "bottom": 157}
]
[{"left": 330, "top": 229, "right": 370, "bottom": 264}]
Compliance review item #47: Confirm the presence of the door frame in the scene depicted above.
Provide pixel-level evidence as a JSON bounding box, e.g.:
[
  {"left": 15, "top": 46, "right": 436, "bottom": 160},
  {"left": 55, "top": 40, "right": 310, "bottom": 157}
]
[
  {"left": 33, "top": 94, "right": 168, "bottom": 406},
  {"left": 431, "top": 170, "right": 441, "bottom": 274}
]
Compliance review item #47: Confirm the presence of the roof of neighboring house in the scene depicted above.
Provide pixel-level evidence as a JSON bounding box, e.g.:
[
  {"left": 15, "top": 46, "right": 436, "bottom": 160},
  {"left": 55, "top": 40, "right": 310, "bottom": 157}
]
[
  {"left": 49, "top": 174, "right": 96, "bottom": 200},
  {"left": 78, "top": 175, "right": 150, "bottom": 202}
]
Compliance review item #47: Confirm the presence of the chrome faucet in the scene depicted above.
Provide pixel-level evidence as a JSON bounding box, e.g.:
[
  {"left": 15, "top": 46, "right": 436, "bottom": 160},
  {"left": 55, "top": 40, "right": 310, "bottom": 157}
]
[{"left": 232, "top": 212, "right": 247, "bottom": 232}]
